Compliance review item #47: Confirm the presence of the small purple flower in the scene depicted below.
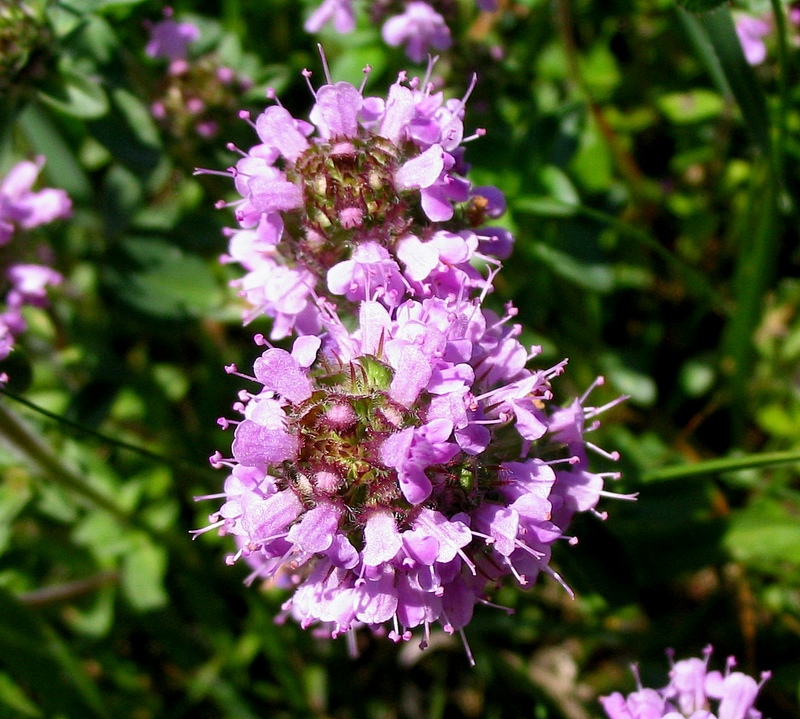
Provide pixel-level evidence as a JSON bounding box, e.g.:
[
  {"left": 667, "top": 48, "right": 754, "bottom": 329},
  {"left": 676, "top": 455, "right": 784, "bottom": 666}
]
[
  {"left": 0, "top": 157, "right": 71, "bottom": 241},
  {"left": 600, "top": 646, "right": 770, "bottom": 719},
  {"left": 734, "top": 13, "right": 771, "bottom": 66},
  {"left": 145, "top": 7, "right": 200, "bottom": 62},
  {"left": 304, "top": 0, "right": 356, "bottom": 34},
  {"left": 381, "top": 2, "right": 452, "bottom": 64}
]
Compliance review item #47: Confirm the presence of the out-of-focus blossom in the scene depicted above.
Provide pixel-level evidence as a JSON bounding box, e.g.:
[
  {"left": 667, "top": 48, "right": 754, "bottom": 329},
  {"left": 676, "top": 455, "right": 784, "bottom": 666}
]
[
  {"left": 1, "top": 156, "right": 71, "bottom": 244},
  {"left": 0, "top": 157, "right": 69, "bottom": 362},
  {"left": 304, "top": 0, "right": 356, "bottom": 34},
  {"left": 734, "top": 13, "right": 771, "bottom": 65},
  {"left": 145, "top": 10, "right": 252, "bottom": 142},
  {"left": 600, "top": 646, "right": 770, "bottom": 719},
  {"left": 145, "top": 7, "right": 201, "bottom": 62},
  {"left": 304, "top": 1, "right": 500, "bottom": 62},
  {"left": 382, "top": 2, "right": 452, "bottom": 63}
]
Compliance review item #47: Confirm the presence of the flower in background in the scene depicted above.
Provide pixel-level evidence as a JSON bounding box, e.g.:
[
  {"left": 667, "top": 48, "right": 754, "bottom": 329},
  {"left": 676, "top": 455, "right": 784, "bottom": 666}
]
[
  {"left": 206, "top": 58, "right": 508, "bottom": 338},
  {"left": 382, "top": 2, "right": 452, "bottom": 63},
  {"left": 304, "top": 1, "right": 500, "bottom": 62},
  {"left": 144, "top": 7, "right": 200, "bottom": 63},
  {"left": 600, "top": 645, "right": 770, "bottom": 719},
  {"left": 734, "top": 12, "right": 771, "bottom": 65},
  {"left": 304, "top": 0, "right": 356, "bottom": 34},
  {"left": 0, "top": 157, "right": 70, "bottom": 362},
  {"left": 197, "top": 295, "right": 627, "bottom": 659},
  {"left": 145, "top": 8, "right": 251, "bottom": 142}
]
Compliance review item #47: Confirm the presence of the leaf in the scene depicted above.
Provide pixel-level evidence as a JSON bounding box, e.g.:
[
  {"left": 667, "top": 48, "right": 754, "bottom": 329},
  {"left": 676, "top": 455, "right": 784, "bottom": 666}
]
[
  {"left": 725, "top": 499, "right": 800, "bottom": 566},
  {"left": 675, "top": 0, "right": 727, "bottom": 12},
  {"left": 0, "top": 479, "right": 33, "bottom": 555},
  {"left": 678, "top": 5, "right": 771, "bottom": 156},
  {"left": 86, "top": 90, "right": 162, "bottom": 178},
  {"left": 0, "top": 587, "right": 106, "bottom": 718},
  {"left": 18, "top": 103, "right": 92, "bottom": 202},
  {"left": 103, "top": 237, "right": 224, "bottom": 319},
  {"left": 0, "top": 671, "right": 42, "bottom": 718},
  {"left": 539, "top": 165, "right": 580, "bottom": 205},
  {"left": 515, "top": 196, "right": 576, "bottom": 217},
  {"left": 120, "top": 536, "right": 169, "bottom": 611},
  {"left": 657, "top": 89, "right": 724, "bottom": 124},
  {"left": 37, "top": 68, "right": 109, "bottom": 119}
]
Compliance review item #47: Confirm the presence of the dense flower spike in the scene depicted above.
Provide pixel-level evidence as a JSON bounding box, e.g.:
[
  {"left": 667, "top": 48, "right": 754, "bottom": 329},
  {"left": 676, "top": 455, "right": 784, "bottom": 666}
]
[
  {"left": 207, "top": 58, "right": 507, "bottom": 338},
  {"left": 600, "top": 646, "right": 770, "bottom": 719},
  {"left": 0, "top": 157, "right": 70, "bottom": 362},
  {"left": 198, "top": 291, "right": 627, "bottom": 657},
  {"left": 200, "top": 53, "right": 627, "bottom": 657}
]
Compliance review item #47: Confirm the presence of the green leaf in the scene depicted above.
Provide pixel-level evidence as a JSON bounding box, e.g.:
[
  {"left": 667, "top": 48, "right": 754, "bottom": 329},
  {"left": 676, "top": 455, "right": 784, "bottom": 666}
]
[
  {"left": 657, "top": 89, "right": 724, "bottom": 124},
  {"left": 37, "top": 69, "right": 109, "bottom": 119},
  {"left": 120, "top": 536, "right": 168, "bottom": 611},
  {"left": 17, "top": 103, "right": 92, "bottom": 202},
  {"left": 725, "top": 499, "right": 800, "bottom": 566},
  {"left": 0, "top": 587, "right": 106, "bottom": 718},
  {"left": 0, "top": 671, "right": 42, "bottom": 718},
  {"left": 514, "top": 196, "right": 576, "bottom": 217},
  {"left": 678, "top": 5, "right": 771, "bottom": 156},
  {"left": 539, "top": 165, "right": 580, "bottom": 205},
  {"left": 0, "top": 480, "right": 33, "bottom": 555},
  {"left": 675, "top": 0, "right": 727, "bottom": 12},
  {"left": 103, "top": 237, "right": 224, "bottom": 319}
]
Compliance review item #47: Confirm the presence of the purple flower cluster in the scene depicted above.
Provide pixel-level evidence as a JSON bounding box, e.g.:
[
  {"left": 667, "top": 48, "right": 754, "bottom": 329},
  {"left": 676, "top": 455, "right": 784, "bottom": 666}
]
[
  {"left": 197, "top": 58, "right": 626, "bottom": 659},
  {"left": 305, "top": 0, "right": 498, "bottom": 63},
  {"left": 601, "top": 646, "right": 770, "bottom": 719},
  {"left": 214, "top": 60, "right": 510, "bottom": 338},
  {"left": 0, "top": 157, "right": 71, "bottom": 363},
  {"left": 145, "top": 8, "right": 252, "bottom": 140}
]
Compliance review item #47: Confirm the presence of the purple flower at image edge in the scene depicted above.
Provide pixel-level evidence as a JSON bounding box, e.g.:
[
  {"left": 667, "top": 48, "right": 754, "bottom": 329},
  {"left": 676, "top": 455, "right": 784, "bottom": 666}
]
[
  {"left": 600, "top": 645, "right": 770, "bottom": 719},
  {"left": 0, "top": 157, "right": 70, "bottom": 364}
]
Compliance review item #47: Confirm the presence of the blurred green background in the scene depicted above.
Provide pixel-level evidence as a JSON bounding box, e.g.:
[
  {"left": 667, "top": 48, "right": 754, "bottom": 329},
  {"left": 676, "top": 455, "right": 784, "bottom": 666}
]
[{"left": 1, "top": 0, "right": 799, "bottom": 716}]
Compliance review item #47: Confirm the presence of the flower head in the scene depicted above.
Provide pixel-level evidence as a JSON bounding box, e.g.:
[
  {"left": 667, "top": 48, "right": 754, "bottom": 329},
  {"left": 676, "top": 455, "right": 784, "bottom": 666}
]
[
  {"left": 207, "top": 57, "right": 507, "bottom": 338},
  {"left": 198, "top": 292, "right": 626, "bottom": 659},
  {"left": 600, "top": 646, "right": 770, "bottom": 719}
]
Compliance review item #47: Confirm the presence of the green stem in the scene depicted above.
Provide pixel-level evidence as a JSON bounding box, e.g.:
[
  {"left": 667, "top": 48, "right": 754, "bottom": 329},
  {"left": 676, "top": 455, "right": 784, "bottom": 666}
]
[
  {"left": 0, "top": 399, "right": 135, "bottom": 523},
  {"left": 0, "top": 399, "right": 182, "bottom": 551},
  {"left": 769, "top": 0, "right": 789, "bottom": 182},
  {"left": 642, "top": 449, "right": 800, "bottom": 482},
  {"left": 0, "top": 388, "right": 217, "bottom": 482}
]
